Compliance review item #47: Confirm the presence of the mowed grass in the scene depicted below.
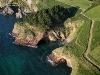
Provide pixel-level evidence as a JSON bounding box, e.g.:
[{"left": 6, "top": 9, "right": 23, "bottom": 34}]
[
  {"left": 57, "top": 0, "right": 92, "bottom": 9},
  {"left": 85, "top": 5, "right": 100, "bottom": 21}
]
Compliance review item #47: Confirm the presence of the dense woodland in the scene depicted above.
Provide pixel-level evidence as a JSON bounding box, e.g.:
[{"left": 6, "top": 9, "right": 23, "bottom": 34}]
[{"left": 23, "top": 5, "right": 70, "bottom": 30}]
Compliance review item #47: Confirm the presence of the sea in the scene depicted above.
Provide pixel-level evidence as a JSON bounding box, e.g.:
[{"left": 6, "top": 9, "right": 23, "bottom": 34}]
[{"left": 0, "top": 14, "right": 71, "bottom": 75}]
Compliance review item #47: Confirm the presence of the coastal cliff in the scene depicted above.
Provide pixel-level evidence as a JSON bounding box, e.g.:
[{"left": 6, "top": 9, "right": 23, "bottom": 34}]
[
  {"left": 47, "top": 47, "right": 78, "bottom": 75},
  {"left": 2, "top": 6, "right": 14, "bottom": 15},
  {"left": 12, "top": 22, "right": 68, "bottom": 47},
  {"left": 11, "top": 5, "right": 73, "bottom": 46}
]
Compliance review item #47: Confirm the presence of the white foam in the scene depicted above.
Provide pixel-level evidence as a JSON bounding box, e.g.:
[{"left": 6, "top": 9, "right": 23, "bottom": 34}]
[
  {"left": 47, "top": 56, "right": 54, "bottom": 65},
  {"left": 27, "top": 45, "right": 38, "bottom": 48}
]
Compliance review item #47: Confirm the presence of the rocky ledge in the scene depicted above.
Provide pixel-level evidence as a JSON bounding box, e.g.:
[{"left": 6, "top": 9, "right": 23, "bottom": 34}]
[
  {"left": 2, "top": 6, "right": 14, "bottom": 15},
  {"left": 12, "top": 23, "right": 68, "bottom": 47},
  {"left": 47, "top": 47, "right": 78, "bottom": 75},
  {"left": 47, "top": 47, "right": 72, "bottom": 67},
  {"left": 11, "top": 18, "right": 79, "bottom": 47}
]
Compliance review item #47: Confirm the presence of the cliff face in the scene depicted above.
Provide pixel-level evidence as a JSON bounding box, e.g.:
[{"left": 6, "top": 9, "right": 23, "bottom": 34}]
[
  {"left": 2, "top": 6, "right": 14, "bottom": 15},
  {"left": 12, "top": 23, "right": 69, "bottom": 47},
  {"left": 48, "top": 47, "right": 72, "bottom": 67},
  {"left": 48, "top": 47, "right": 78, "bottom": 75},
  {"left": 12, "top": 17, "right": 82, "bottom": 47},
  {"left": 12, "top": 23, "right": 46, "bottom": 46}
]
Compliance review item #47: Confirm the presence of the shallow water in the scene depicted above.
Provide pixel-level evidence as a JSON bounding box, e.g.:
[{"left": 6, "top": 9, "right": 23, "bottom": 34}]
[{"left": 0, "top": 14, "right": 71, "bottom": 75}]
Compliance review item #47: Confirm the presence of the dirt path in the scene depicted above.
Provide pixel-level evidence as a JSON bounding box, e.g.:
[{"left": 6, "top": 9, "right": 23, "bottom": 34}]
[
  {"left": 83, "top": 20, "right": 100, "bottom": 70},
  {"left": 80, "top": 10, "right": 100, "bottom": 70}
]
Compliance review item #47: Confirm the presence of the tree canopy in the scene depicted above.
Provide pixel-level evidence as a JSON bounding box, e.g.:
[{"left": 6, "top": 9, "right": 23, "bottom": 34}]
[{"left": 23, "top": 5, "right": 70, "bottom": 30}]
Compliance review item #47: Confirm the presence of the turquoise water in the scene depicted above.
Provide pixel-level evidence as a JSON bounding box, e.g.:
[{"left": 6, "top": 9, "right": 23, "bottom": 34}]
[{"left": 0, "top": 14, "right": 71, "bottom": 75}]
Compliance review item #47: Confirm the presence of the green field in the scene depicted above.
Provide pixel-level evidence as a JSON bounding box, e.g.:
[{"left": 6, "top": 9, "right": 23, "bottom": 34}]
[
  {"left": 85, "top": 5, "right": 100, "bottom": 21},
  {"left": 89, "top": 45, "right": 100, "bottom": 65},
  {"left": 64, "top": 12, "right": 100, "bottom": 74},
  {"left": 91, "top": 22, "right": 100, "bottom": 50},
  {"left": 56, "top": 0, "right": 92, "bottom": 9},
  {"left": 88, "top": 22, "right": 100, "bottom": 66}
]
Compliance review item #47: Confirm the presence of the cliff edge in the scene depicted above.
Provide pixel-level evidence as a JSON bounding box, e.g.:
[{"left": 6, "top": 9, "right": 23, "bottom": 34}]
[{"left": 47, "top": 47, "right": 78, "bottom": 75}]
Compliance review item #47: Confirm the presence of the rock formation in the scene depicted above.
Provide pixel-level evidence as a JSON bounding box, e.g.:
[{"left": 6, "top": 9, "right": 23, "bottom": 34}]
[
  {"left": 16, "top": 9, "right": 22, "bottom": 18},
  {"left": 47, "top": 47, "right": 72, "bottom": 67},
  {"left": 2, "top": 6, "right": 14, "bottom": 15},
  {"left": 12, "top": 23, "right": 68, "bottom": 47},
  {"left": 11, "top": 18, "right": 79, "bottom": 47},
  {"left": 47, "top": 47, "right": 78, "bottom": 75},
  {"left": 12, "top": 23, "right": 45, "bottom": 47}
]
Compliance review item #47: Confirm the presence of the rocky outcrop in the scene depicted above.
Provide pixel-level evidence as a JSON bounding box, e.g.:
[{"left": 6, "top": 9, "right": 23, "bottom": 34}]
[
  {"left": 12, "top": 23, "right": 46, "bottom": 47},
  {"left": 47, "top": 47, "right": 78, "bottom": 75},
  {"left": 12, "top": 23, "right": 69, "bottom": 47},
  {"left": 0, "top": 0, "right": 12, "bottom": 7},
  {"left": 47, "top": 29, "right": 66, "bottom": 41},
  {"left": 14, "top": 32, "right": 45, "bottom": 47},
  {"left": 11, "top": 19, "right": 80, "bottom": 47},
  {"left": 47, "top": 47, "right": 72, "bottom": 67},
  {"left": 2, "top": 6, "right": 14, "bottom": 15},
  {"left": 16, "top": 9, "right": 22, "bottom": 18}
]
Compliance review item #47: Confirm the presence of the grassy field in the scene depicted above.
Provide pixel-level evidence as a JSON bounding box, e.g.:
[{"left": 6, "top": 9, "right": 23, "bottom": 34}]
[
  {"left": 67, "top": 15, "right": 91, "bottom": 57},
  {"left": 76, "top": 18, "right": 91, "bottom": 48},
  {"left": 64, "top": 11, "right": 100, "bottom": 75},
  {"left": 56, "top": 0, "right": 92, "bottom": 9},
  {"left": 89, "top": 45, "right": 100, "bottom": 66},
  {"left": 88, "top": 21, "right": 100, "bottom": 66},
  {"left": 85, "top": 5, "right": 100, "bottom": 21},
  {"left": 90, "top": 22, "right": 100, "bottom": 50}
]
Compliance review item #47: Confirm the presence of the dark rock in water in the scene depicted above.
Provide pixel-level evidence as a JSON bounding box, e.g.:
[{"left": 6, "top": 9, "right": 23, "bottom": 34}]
[{"left": 2, "top": 6, "right": 14, "bottom": 15}]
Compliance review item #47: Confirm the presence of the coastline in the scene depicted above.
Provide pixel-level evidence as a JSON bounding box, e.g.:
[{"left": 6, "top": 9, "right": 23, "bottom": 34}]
[
  {"left": 47, "top": 47, "right": 78, "bottom": 75},
  {"left": 13, "top": 42, "right": 38, "bottom": 48},
  {"left": 47, "top": 55, "right": 72, "bottom": 68},
  {"left": 9, "top": 32, "right": 38, "bottom": 48}
]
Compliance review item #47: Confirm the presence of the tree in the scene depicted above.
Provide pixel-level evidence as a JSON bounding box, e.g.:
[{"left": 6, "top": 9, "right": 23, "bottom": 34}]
[{"left": 23, "top": 5, "right": 70, "bottom": 30}]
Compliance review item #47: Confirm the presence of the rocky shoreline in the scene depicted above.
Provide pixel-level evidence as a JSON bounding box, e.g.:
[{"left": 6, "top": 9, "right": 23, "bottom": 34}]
[
  {"left": 47, "top": 48, "right": 72, "bottom": 68},
  {"left": 11, "top": 22, "right": 69, "bottom": 47},
  {"left": 0, "top": 5, "right": 33, "bottom": 18},
  {"left": 47, "top": 47, "right": 78, "bottom": 75}
]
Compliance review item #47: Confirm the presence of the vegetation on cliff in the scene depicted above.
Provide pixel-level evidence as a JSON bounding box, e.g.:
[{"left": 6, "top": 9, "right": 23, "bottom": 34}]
[{"left": 23, "top": 5, "right": 70, "bottom": 30}]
